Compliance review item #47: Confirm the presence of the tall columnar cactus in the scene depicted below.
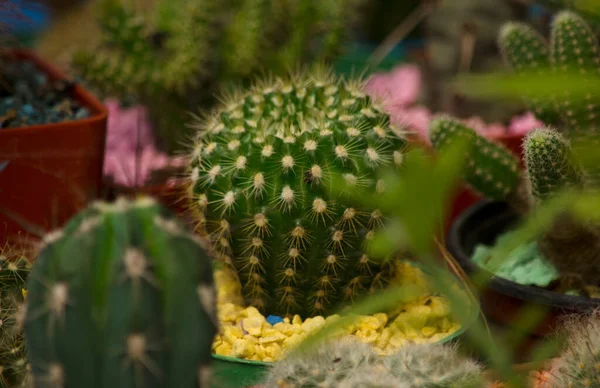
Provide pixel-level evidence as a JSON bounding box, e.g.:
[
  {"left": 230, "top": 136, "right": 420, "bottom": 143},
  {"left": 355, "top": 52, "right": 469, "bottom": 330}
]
[
  {"left": 23, "top": 197, "right": 218, "bottom": 388},
  {"left": 498, "top": 11, "right": 600, "bottom": 137},
  {"left": 186, "top": 68, "right": 406, "bottom": 318},
  {"left": 71, "top": 0, "right": 363, "bottom": 153},
  {"left": 263, "top": 340, "right": 486, "bottom": 388},
  {"left": 548, "top": 311, "right": 600, "bottom": 387}
]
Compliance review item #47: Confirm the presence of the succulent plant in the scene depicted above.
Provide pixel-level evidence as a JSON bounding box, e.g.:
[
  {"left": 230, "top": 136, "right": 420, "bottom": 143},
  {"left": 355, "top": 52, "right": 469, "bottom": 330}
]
[
  {"left": 263, "top": 339, "right": 485, "bottom": 388},
  {"left": 498, "top": 10, "right": 600, "bottom": 136},
  {"left": 23, "top": 196, "right": 218, "bottom": 388},
  {"left": 185, "top": 67, "right": 407, "bottom": 318},
  {"left": 71, "top": 0, "right": 363, "bottom": 153},
  {"left": 429, "top": 10, "right": 600, "bottom": 290},
  {"left": 548, "top": 310, "right": 600, "bottom": 387},
  {"left": 0, "top": 244, "right": 31, "bottom": 388}
]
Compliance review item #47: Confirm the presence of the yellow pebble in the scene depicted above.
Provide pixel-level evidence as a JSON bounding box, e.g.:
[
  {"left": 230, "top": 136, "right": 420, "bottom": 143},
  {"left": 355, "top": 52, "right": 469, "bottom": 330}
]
[
  {"left": 223, "top": 325, "right": 244, "bottom": 343},
  {"left": 273, "top": 322, "right": 296, "bottom": 336},
  {"left": 421, "top": 326, "right": 437, "bottom": 338},
  {"left": 388, "top": 332, "right": 406, "bottom": 349},
  {"left": 427, "top": 296, "right": 451, "bottom": 318},
  {"left": 376, "top": 328, "right": 392, "bottom": 349},
  {"left": 325, "top": 314, "right": 341, "bottom": 324},
  {"left": 244, "top": 307, "right": 264, "bottom": 318},
  {"left": 243, "top": 316, "right": 265, "bottom": 336},
  {"left": 232, "top": 339, "right": 255, "bottom": 358},
  {"left": 355, "top": 330, "right": 379, "bottom": 344},
  {"left": 283, "top": 317, "right": 290, "bottom": 323},
  {"left": 259, "top": 331, "right": 287, "bottom": 344},
  {"left": 214, "top": 342, "right": 233, "bottom": 357},
  {"left": 302, "top": 316, "right": 325, "bottom": 332},
  {"left": 374, "top": 313, "right": 388, "bottom": 327},
  {"left": 292, "top": 315, "right": 302, "bottom": 325},
  {"left": 264, "top": 343, "right": 282, "bottom": 359}
]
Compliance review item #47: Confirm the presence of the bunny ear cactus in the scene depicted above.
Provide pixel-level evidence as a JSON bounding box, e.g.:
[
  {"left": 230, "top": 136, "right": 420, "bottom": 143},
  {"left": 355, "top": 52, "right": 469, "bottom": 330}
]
[
  {"left": 23, "top": 197, "right": 218, "bottom": 388},
  {"left": 186, "top": 68, "right": 406, "bottom": 318},
  {"left": 263, "top": 340, "right": 486, "bottom": 388},
  {"left": 498, "top": 11, "right": 600, "bottom": 137}
]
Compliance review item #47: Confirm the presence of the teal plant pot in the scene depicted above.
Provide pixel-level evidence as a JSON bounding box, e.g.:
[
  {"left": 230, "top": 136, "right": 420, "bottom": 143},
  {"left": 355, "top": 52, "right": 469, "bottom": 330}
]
[{"left": 209, "top": 262, "right": 480, "bottom": 388}]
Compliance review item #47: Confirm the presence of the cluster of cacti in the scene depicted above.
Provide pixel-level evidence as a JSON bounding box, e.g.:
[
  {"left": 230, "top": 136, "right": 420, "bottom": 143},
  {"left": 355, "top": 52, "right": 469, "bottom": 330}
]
[
  {"left": 547, "top": 310, "right": 600, "bottom": 387},
  {"left": 499, "top": 10, "right": 600, "bottom": 136},
  {"left": 263, "top": 339, "right": 486, "bottom": 388},
  {"left": 0, "top": 244, "right": 31, "bottom": 388},
  {"left": 23, "top": 196, "right": 218, "bottom": 387},
  {"left": 430, "top": 10, "right": 600, "bottom": 289},
  {"left": 185, "top": 67, "right": 407, "bottom": 318},
  {"left": 71, "top": 0, "right": 363, "bottom": 153}
]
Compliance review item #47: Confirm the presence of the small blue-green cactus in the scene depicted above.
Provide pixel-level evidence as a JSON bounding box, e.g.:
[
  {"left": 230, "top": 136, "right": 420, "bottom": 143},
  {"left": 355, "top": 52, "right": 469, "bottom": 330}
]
[{"left": 24, "top": 197, "right": 218, "bottom": 388}]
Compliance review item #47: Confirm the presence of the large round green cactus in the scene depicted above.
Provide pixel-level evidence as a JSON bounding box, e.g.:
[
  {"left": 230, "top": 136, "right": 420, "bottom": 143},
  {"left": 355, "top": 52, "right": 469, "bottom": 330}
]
[
  {"left": 24, "top": 197, "right": 218, "bottom": 388},
  {"left": 186, "top": 69, "right": 406, "bottom": 318}
]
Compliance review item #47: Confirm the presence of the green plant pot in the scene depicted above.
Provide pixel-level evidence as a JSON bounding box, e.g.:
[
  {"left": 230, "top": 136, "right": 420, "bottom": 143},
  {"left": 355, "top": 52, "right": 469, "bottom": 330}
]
[{"left": 209, "top": 262, "right": 481, "bottom": 388}]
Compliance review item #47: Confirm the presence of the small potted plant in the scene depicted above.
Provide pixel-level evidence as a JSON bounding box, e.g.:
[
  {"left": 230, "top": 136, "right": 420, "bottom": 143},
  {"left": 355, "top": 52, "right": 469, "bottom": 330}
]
[
  {"left": 427, "top": 10, "right": 600, "bottom": 339},
  {"left": 0, "top": 48, "right": 107, "bottom": 243},
  {"left": 181, "top": 67, "right": 477, "bottom": 387}
]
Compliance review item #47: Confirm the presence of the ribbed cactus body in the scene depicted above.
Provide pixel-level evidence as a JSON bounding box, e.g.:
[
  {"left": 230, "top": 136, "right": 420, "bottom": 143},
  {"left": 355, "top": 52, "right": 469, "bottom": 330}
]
[
  {"left": 550, "top": 11, "right": 600, "bottom": 134},
  {"left": 263, "top": 340, "right": 485, "bottom": 388},
  {"left": 24, "top": 197, "right": 217, "bottom": 388},
  {"left": 429, "top": 115, "right": 521, "bottom": 201},
  {"left": 187, "top": 71, "right": 406, "bottom": 318},
  {"left": 498, "top": 23, "right": 561, "bottom": 124},
  {"left": 524, "top": 128, "right": 583, "bottom": 201}
]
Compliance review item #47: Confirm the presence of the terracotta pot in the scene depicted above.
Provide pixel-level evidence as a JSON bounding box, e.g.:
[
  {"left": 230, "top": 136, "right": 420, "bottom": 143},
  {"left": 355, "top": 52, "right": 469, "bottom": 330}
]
[{"left": 0, "top": 49, "right": 107, "bottom": 242}]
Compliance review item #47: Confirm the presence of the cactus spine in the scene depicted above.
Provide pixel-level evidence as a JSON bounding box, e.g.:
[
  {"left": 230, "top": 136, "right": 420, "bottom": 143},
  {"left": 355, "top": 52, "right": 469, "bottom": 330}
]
[
  {"left": 23, "top": 197, "right": 218, "bottom": 388},
  {"left": 548, "top": 311, "right": 600, "bottom": 387},
  {"left": 185, "top": 68, "right": 406, "bottom": 318},
  {"left": 0, "top": 244, "right": 30, "bottom": 388},
  {"left": 263, "top": 340, "right": 485, "bottom": 388},
  {"left": 72, "top": 0, "right": 362, "bottom": 153}
]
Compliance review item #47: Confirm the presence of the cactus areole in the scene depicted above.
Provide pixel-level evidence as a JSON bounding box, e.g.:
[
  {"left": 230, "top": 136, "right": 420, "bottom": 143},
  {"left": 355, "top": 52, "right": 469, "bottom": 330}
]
[
  {"left": 24, "top": 197, "right": 218, "bottom": 388},
  {"left": 186, "top": 69, "right": 407, "bottom": 318}
]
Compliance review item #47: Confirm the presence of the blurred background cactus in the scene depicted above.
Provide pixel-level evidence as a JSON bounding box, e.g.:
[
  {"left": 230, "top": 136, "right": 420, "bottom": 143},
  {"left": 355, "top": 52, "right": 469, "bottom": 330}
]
[
  {"left": 185, "top": 68, "right": 406, "bottom": 318},
  {"left": 0, "top": 244, "right": 31, "bottom": 388},
  {"left": 263, "top": 339, "right": 486, "bottom": 388},
  {"left": 428, "top": 10, "right": 600, "bottom": 291},
  {"left": 47, "top": 0, "right": 365, "bottom": 153},
  {"left": 23, "top": 197, "right": 218, "bottom": 388}
]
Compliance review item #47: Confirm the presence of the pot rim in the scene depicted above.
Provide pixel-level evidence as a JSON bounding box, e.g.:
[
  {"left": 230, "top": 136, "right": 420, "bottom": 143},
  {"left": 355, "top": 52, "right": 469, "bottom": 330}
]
[
  {"left": 447, "top": 199, "right": 600, "bottom": 311},
  {"left": 210, "top": 260, "right": 481, "bottom": 366}
]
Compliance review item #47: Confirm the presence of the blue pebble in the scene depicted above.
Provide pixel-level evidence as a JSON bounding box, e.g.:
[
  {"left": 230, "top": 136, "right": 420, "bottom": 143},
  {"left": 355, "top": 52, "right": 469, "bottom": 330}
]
[
  {"left": 21, "top": 104, "right": 34, "bottom": 116},
  {"left": 74, "top": 108, "right": 90, "bottom": 120},
  {"left": 266, "top": 315, "right": 284, "bottom": 325}
]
